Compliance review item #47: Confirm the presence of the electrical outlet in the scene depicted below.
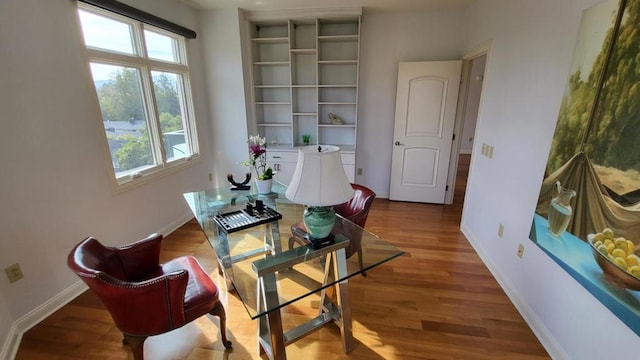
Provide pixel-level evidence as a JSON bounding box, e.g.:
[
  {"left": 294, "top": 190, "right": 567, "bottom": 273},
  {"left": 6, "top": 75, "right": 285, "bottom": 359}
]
[
  {"left": 488, "top": 145, "right": 494, "bottom": 159},
  {"left": 5, "top": 263, "right": 23, "bottom": 283},
  {"left": 498, "top": 224, "right": 504, "bottom": 238},
  {"left": 357, "top": 168, "right": 363, "bottom": 176},
  {"left": 517, "top": 244, "right": 525, "bottom": 259}
]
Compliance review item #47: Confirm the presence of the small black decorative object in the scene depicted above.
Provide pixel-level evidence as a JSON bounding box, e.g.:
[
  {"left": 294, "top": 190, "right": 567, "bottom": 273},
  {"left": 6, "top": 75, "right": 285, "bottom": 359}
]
[{"left": 227, "top": 172, "right": 251, "bottom": 190}]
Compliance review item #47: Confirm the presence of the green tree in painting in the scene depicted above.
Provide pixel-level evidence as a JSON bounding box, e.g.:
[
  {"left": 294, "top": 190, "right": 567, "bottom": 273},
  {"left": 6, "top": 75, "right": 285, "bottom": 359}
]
[
  {"left": 587, "top": 0, "right": 640, "bottom": 170},
  {"left": 548, "top": 0, "right": 640, "bottom": 176}
]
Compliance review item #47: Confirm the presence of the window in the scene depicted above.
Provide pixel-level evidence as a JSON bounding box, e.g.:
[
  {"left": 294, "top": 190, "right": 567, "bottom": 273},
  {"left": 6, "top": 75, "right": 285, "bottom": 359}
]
[{"left": 77, "top": 4, "right": 199, "bottom": 188}]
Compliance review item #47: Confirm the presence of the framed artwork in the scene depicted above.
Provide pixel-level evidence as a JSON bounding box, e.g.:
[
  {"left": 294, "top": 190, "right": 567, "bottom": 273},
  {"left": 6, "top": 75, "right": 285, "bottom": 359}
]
[{"left": 530, "top": 0, "right": 640, "bottom": 335}]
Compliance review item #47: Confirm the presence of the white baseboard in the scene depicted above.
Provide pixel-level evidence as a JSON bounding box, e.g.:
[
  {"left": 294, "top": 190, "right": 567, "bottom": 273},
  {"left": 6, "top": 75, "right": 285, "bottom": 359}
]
[
  {"left": 460, "top": 222, "right": 570, "bottom": 360},
  {"left": 0, "top": 322, "right": 19, "bottom": 360},
  {"left": 1, "top": 281, "right": 87, "bottom": 360},
  {"left": 0, "top": 211, "right": 195, "bottom": 360},
  {"left": 160, "top": 212, "right": 195, "bottom": 237}
]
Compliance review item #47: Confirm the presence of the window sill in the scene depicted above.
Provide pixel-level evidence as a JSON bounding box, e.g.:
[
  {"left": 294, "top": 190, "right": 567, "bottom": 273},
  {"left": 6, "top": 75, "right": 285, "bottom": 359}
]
[{"left": 111, "top": 155, "right": 201, "bottom": 194}]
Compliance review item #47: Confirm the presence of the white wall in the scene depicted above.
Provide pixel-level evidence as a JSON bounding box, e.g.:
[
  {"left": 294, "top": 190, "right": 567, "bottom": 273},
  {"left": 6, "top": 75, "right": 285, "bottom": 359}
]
[
  {"left": 461, "top": 0, "right": 640, "bottom": 357},
  {"left": 0, "top": 0, "right": 214, "bottom": 353},
  {"left": 357, "top": 10, "right": 467, "bottom": 198},
  {"left": 200, "top": 8, "right": 251, "bottom": 187}
]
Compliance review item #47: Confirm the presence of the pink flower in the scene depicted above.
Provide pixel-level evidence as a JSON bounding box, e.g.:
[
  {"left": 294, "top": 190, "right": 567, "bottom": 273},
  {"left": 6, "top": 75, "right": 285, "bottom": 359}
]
[{"left": 244, "top": 135, "right": 274, "bottom": 180}]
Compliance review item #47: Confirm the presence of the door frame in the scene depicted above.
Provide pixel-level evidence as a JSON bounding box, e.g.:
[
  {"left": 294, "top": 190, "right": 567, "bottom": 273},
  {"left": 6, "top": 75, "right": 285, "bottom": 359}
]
[{"left": 444, "top": 42, "right": 491, "bottom": 205}]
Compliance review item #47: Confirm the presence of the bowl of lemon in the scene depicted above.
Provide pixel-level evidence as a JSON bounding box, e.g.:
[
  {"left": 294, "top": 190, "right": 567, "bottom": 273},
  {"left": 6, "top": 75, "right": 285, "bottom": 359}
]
[{"left": 587, "top": 229, "right": 640, "bottom": 290}]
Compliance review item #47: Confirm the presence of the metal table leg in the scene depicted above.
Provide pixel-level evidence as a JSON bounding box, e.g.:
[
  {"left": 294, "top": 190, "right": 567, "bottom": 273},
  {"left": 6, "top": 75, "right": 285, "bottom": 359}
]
[{"left": 257, "top": 273, "right": 286, "bottom": 360}]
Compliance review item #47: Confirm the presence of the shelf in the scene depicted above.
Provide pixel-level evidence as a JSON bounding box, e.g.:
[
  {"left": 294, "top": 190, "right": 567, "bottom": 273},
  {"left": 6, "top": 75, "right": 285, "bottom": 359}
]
[
  {"left": 318, "top": 124, "right": 356, "bottom": 128},
  {"left": 318, "top": 35, "right": 358, "bottom": 42},
  {"left": 258, "top": 123, "right": 292, "bottom": 127},
  {"left": 318, "top": 60, "right": 357, "bottom": 65},
  {"left": 319, "top": 102, "right": 356, "bottom": 105},
  {"left": 256, "top": 102, "right": 290, "bottom": 105},
  {"left": 253, "top": 61, "right": 290, "bottom": 66},
  {"left": 290, "top": 49, "right": 317, "bottom": 54},
  {"left": 255, "top": 85, "right": 290, "bottom": 88},
  {"left": 318, "top": 85, "right": 356, "bottom": 88},
  {"left": 293, "top": 113, "right": 317, "bottom": 116},
  {"left": 252, "top": 37, "right": 288, "bottom": 44},
  {"left": 292, "top": 85, "right": 316, "bottom": 88},
  {"left": 319, "top": 84, "right": 357, "bottom": 87}
]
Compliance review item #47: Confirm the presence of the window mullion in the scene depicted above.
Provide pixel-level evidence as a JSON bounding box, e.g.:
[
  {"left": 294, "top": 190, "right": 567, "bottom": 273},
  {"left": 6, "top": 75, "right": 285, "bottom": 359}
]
[
  {"left": 141, "top": 67, "right": 167, "bottom": 166},
  {"left": 181, "top": 74, "right": 199, "bottom": 155},
  {"left": 86, "top": 49, "right": 147, "bottom": 67},
  {"left": 136, "top": 21, "right": 167, "bottom": 167}
]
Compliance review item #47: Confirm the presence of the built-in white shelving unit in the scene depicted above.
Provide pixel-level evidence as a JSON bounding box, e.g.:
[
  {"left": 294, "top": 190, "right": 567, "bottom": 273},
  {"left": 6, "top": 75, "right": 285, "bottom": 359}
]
[{"left": 247, "top": 12, "right": 361, "bottom": 184}]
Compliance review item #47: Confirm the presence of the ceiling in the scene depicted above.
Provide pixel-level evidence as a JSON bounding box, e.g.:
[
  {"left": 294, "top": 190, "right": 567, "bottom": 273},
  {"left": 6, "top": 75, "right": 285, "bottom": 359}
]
[{"left": 178, "top": 0, "right": 475, "bottom": 13}]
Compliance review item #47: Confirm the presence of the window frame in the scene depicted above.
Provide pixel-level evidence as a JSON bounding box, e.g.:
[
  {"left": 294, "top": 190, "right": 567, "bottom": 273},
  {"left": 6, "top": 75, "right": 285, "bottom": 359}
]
[{"left": 78, "top": 3, "right": 200, "bottom": 191}]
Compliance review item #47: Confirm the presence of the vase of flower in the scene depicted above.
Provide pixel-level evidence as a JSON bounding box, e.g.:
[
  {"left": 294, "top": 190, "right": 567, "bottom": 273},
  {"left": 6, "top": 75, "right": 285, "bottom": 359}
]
[
  {"left": 255, "top": 178, "right": 273, "bottom": 194},
  {"left": 244, "top": 135, "right": 275, "bottom": 193}
]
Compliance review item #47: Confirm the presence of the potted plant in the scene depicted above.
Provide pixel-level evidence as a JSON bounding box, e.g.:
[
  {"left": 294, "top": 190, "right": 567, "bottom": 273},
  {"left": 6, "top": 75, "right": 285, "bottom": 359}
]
[
  {"left": 302, "top": 134, "right": 311, "bottom": 145},
  {"left": 244, "top": 135, "right": 274, "bottom": 194}
]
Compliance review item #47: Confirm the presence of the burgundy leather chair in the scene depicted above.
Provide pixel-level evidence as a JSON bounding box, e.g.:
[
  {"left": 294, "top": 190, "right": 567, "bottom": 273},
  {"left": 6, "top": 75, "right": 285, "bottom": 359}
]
[
  {"left": 67, "top": 233, "right": 231, "bottom": 360},
  {"left": 288, "top": 183, "right": 376, "bottom": 274}
]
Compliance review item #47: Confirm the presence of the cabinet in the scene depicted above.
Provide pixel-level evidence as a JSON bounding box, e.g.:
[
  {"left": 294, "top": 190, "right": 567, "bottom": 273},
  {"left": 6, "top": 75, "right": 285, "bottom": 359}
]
[
  {"left": 265, "top": 150, "right": 297, "bottom": 185},
  {"left": 248, "top": 14, "right": 360, "bottom": 183},
  {"left": 266, "top": 150, "right": 354, "bottom": 186}
]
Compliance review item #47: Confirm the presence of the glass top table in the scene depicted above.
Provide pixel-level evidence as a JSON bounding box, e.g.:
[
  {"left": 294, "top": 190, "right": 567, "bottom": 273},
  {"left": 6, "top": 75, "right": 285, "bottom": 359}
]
[{"left": 183, "top": 182, "right": 404, "bottom": 359}]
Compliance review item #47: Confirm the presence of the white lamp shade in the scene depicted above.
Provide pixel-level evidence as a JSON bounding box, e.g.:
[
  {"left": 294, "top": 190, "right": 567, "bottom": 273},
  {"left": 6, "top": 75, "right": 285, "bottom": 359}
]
[{"left": 285, "top": 145, "right": 354, "bottom": 206}]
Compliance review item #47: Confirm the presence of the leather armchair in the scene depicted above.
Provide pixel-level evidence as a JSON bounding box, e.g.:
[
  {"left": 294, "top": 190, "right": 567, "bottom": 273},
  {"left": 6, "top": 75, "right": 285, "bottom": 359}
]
[
  {"left": 288, "top": 183, "right": 376, "bottom": 274},
  {"left": 67, "top": 233, "right": 231, "bottom": 360}
]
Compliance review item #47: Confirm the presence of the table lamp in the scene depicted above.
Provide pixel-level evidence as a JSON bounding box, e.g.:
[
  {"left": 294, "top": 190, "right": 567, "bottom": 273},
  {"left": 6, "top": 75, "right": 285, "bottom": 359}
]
[{"left": 285, "top": 145, "right": 354, "bottom": 247}]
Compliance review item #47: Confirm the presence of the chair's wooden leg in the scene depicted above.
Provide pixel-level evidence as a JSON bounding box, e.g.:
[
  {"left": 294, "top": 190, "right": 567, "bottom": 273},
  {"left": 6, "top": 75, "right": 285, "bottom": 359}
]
[
  {"left": 358, "top": 249, "right": 366, "bottom": 276},
  {"left": 288, "top": 236, "right": 295, "bottom": 250},
  {"left": 210, "top": 302, "right": 232, "bottom": 348},
  {"left": 122, "top": 334, "right": 146, "bottom": 360}
]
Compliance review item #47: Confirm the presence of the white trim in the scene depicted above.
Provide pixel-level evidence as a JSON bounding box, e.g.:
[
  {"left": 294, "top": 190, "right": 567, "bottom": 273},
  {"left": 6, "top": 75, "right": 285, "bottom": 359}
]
[
  {"left": 245, "top": 7, "right": 362, "bottom": 21},
  {"left": 463, "top": 41, "right": 492, "bottom": 61},
  {"left": 0, "top": 211, "right": 195, "bottom": 359},
  {"left": 460, "top": 223, "right": 570, "bottom": 360},
  {"left": 1, "top": 281, "right": 87, "bottom": 360},
  {"left": 0, "top": 322, "right": 19, "bottom": 360}
]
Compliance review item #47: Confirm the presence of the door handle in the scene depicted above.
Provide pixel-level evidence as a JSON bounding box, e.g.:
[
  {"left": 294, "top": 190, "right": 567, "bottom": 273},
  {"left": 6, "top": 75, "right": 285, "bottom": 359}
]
[{"left": 394, "top": 141, "right": 404, "bottom": 146}]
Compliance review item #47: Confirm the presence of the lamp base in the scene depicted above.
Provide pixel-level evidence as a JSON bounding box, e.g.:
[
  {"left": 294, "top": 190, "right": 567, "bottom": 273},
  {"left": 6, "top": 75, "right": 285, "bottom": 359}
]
[
  {"left": 308, "top": 233, "right": 335, "bottom": 249},
  {"left": 302, "top": 206, "right": 336, "bottom": 247}
]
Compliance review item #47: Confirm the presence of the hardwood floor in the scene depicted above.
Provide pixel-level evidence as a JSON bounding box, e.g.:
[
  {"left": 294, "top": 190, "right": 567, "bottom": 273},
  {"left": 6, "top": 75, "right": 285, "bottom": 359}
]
[{"left": 16, "top": 154, "right": 550, "bottom": 359}]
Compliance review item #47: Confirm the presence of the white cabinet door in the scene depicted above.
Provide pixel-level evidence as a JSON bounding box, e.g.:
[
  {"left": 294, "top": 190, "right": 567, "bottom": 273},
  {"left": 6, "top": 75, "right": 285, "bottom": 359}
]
[
  {"left": 266, "top": 150, "right": 298, "bottom": 186},
  {"left": 275, "top": 162, "right": 296, "bottom": 185},
  {"left": 341, "top": 152, "right": 355, "bottom": 183}
]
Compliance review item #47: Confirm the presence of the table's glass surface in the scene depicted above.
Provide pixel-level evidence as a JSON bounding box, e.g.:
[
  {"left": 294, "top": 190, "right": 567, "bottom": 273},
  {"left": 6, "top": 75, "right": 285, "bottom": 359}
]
[{"left": 183, "top": 182, "right": 405, "bottom": 319}]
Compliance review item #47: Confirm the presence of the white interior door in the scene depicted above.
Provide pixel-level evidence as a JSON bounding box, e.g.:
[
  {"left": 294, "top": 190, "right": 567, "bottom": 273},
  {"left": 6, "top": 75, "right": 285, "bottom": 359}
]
[{"left": 390, "top": 61, "right": 462, "bottom": 203}]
